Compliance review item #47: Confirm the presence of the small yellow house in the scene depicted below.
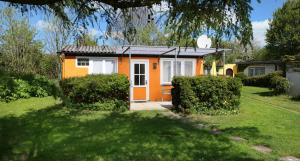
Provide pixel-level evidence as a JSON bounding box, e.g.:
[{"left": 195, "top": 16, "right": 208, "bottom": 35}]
[
  {"left": 216, "top": 64, "right": 238, "bottom": 77},
  {"left": 59, "top": 45, "right": 230, "bottom": 102},
  {"left": 206, "top": 60, "right": 237, "bottom": 77}
]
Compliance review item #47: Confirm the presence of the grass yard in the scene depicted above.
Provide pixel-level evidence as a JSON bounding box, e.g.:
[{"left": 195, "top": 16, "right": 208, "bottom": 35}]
[
  {"left": 192, "top": 86, "right": 300, "bottom": 159},
  {"left": 0, "top": 86, "right": 299, "bottom": 161}
]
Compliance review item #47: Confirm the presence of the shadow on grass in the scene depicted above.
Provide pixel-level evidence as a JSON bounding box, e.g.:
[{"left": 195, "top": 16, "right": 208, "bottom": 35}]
[
  {"left": 1, "top": 104, "right": 265, "bottom": 161},
  {"left": 252, "top": 91, "right": 277, "bottom": 97},
  {"left": 291, "top": 97, "right": 300, "bottom": 102}
]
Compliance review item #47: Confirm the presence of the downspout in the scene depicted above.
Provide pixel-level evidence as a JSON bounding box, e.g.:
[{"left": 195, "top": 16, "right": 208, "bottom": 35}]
[
  {"left": 175, "top": 48, "right": 178, "bottom": 76},
  {"left": 223, "top": 50, "right": 226, "bottom": 76},
  {"left": 128, "top": 46, "right": 132, "bottom": 102}
]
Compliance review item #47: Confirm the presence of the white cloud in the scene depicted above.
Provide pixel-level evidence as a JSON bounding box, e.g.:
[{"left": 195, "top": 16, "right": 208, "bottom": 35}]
[
  {"left": 87, "top": 28, "right": 100, "bottom": 37},
  {"left": 36, "top": 20, "right": 51, "bottom": 30},
  {"left": 152, "top": 1, "right": 169, "bottom": 13},
  {"left": 252, "top": 19, "right": 270, "bottom": 47},
  {"left": 36, "top": 20, "right": 59, "bottom": 31}
]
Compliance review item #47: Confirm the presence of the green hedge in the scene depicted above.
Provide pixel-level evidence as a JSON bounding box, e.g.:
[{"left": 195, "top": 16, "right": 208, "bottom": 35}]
[
  {"left": 236, "top": 71, "right": 289, "bottom": 95},
  {"left": 0, "top": 71, "right": 59, "bottom": 102},
  {"left": 242, "top": 72, "right": 283, "bottom": 87},
  {"left": 60, "top": 74, "right": 130, "bottom": 111},
  {"left": 172, "top": 76, "right": 242, "bottom": 115}
]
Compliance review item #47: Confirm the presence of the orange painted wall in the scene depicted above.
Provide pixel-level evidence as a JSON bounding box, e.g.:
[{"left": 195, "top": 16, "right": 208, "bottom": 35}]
[
  {"left": 61, "top": 55, "right": 204, "bottom": 101},
  {"left": 118, "top": 56, "right": 204, "bottom": 101},
  {"left": 61, "top": 55, "right": 88, "bottom": 79}
]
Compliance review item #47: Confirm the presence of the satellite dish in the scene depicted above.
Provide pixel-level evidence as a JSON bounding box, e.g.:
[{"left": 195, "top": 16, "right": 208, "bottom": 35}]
[{"left": 197, "top": 35, "right": 212, "bottom": 48}]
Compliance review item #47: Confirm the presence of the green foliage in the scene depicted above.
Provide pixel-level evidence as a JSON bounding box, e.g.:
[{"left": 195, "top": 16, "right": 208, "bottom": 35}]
[
  {"left": 0, "top": 8, "right": 44, "bottom": 75},
  {"left": 60, "top": 74, "right": 130, "bottom": 111},
  {"left": 172, "top": 76, "right": 242, "bottom": 115},
  {"left": 40, "top": 54, "right": 59, "bottom": 79},
  {"left": 235, "top": 72, "right": 247, "bottom": 81},
  {"left": 270, "top": 76, "right": 290, "bottom": 95},
  {"left": 134, "top": 22, "right": 168, "bottom": 46},
  {"left": 0, "top": 71, "right": 59, "bottom": 102},
  {"left": 242, "top": 72, "right": 283, "bottom": 87},
  {"left": 241, "top": 72, "right": 289, "bottom": 95},
  {"left": 5, "top": 1, "right": 255, "bottom": 48},
  {"left": 266, "top": 0, "right": 300, "bottom": 58},
  {"left": 75, "top": 33, "right": 97, "bottom": 46}
]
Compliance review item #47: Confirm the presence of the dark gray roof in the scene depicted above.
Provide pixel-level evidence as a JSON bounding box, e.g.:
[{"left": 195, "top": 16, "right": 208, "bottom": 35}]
[
  {"left": 61, "top": 45, "right": 116, "bottom": 54},
  {"left": 235, "top": 60, "right": 282, "bottom": 65},
  {"left": 60, "top": 45, "right": 231, "bottom": 57},
  {"left": 116, "top": 45, "right": 231, "bottom": 57}
]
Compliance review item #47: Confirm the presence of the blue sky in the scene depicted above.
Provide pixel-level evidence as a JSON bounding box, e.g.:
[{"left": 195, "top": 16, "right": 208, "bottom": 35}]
[
  {"left": 0, "top": 0, "right": 286, "bottom": 49},
  {"left": 250, "top": 0, "right": 286, "bottom": 46},
  {"left": 251, "top": 0, "right": 285, "bottom": 21}
]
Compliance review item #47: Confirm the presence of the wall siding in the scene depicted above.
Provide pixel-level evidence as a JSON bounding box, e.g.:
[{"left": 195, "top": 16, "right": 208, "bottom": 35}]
[{"left": 62, "top": 55, "right": 204, "bottom": 101}]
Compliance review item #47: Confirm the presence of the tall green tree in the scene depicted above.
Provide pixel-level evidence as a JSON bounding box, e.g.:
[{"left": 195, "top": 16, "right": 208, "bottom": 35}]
[
  {"left": 0, "top": 8, "right": 44, "bottom": 74},
  {"left": 266, "top": 0, "right": 300, "bottom": 58},
  {"left": 130, "top": 22, "right": 167, "bottom": 46},
  {"left": 75, "top": 33, "right": 98, "bottom": 46},
  {"left": 2, "top": 0, "right": 256, "bottom": 48}
]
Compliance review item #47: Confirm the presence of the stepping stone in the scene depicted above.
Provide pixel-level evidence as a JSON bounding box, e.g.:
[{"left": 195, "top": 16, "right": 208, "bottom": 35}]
[
  {"left": 210, "top": 129, "right": 223, "bottom": 135},
  {"left": 252, "top": 145, "right": 272, "bottom": 153},
  {"left": 193, "top": 123, "right": 206, "bottom": 129},
  {"left": 280, "top": 156, "right": 300, "bottom": 161},
  {"left": 229, "top": 136, "right": 246, "bottom": 142}
]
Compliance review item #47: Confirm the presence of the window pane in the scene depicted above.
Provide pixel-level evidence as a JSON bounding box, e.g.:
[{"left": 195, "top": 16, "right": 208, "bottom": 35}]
[
  {"left": 173, "top": 61, "right": 181, "bottom": 76},
  {"left": 163, "top": 61, "right": 171, "bottom": 83},
  {"left": 184, "top": 61, "right": 193, "bottom": 76},
  {"left": 140, "top": 64, "right": 145, "bottom": 74},
  {"left": 249, "top": 68, "right": 254, "bottom": 77},
  {"left": 134, "top": 64, "right": 139, "bottom": 74},
  {"left": 77, "top": 58, "right": 89, "bottom": 66},
  {"left": 105, "top": 60, "right": 116, "bottom": 74},
  {"left": 140, "top": 75, "right": 145, "bottom": 85},
  {"left": 134, "top": 75, "right": 139, "bottom": 85},
  {"left": 255, "top": 67, "right": 265, "bottom": 76},
  {"left": 92, "top": 60, "right": 103, "bottom": 74}
]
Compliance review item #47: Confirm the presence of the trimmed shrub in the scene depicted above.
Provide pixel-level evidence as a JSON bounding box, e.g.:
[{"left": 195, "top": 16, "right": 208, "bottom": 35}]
[
  {"left": 243, "top": 71, "right": 282, "bottom": 87},
  {"left": 172, "top": 76, "right": 242, "bottom": 115},
  {"left": 240, "top": 71, "right": 289, "bottom": 95},
  {"left": 270, "top": 76, "right": 290, "bottom": 95},
  {"left": 235, "top": 72, "right": 247, "bottom": 81},
  {"left": 60, "top": 74, "right": 130, "bottom": 111},
  {"left": 0, "top": 70, "right": 59, "bottom": 102}
]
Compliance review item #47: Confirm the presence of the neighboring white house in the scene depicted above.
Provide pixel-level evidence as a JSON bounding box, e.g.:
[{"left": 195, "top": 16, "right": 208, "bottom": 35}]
[
  {"left": 236, "top": 60, "right": 282, "bottom": 77},
  {"left": 286, "top": 61, "right": 300, "bottom": 98}
]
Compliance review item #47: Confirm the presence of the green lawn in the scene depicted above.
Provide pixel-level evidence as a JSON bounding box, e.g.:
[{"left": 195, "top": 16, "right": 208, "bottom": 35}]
[
  {"left": 0, "top": 86, "right": 299, "bottom": 161},
  {"left": 192, "top": 86, "right": 300, "bottom": 159}
]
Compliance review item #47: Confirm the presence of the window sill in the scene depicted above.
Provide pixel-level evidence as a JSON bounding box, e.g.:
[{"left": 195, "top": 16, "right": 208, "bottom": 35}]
[{"left": 161, "top": 83, "right": 172, "bottom": 86}]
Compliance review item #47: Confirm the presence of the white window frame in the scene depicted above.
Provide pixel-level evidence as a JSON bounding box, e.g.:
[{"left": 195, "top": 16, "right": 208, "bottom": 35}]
[
  {"left": 160, "top": 58, "right": 196, "bottom": 85},
  {"left": 75, "top": 56, "right": 118, "bottom": 74}
]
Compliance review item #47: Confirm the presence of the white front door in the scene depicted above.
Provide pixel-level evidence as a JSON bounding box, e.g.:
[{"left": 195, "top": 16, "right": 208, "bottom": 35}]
[{"left": 130, "top": 60, "right": 149, "bottom": 101}]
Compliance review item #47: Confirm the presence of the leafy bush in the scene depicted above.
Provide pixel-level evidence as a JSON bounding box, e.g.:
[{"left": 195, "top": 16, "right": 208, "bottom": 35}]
[
  {"left": 60, "top": 74, "right": 130, "bottom": 111},
  {"left": 240, "top": 71, "right": 289, "bottom": 95},
  {"left": 235, "top": 72, "right": 247, "bottom": 81},
  {"left": 172, "top": 76, "right": 242, "bottom": 115},
  {"left": 270, "top": 76, "right": 290, "bottom": 95},
  {"left": 242, "top": 71, "right": 282, "bottom": 87},
  {"left": 0, "top": 71, "right": 59, "bottom": 102}
]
